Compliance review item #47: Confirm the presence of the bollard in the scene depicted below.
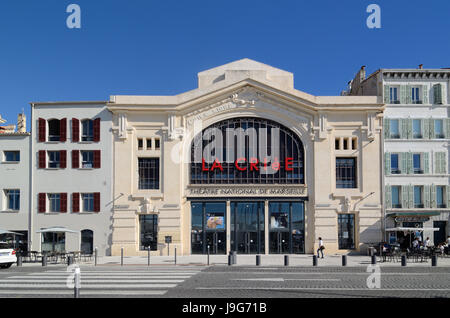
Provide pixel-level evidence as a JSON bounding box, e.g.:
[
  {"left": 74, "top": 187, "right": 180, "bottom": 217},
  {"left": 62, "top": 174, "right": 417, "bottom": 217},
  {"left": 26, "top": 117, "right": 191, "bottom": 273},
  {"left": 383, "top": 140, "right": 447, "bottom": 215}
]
[
  {"left": 207, "top": 246, "right": 210, "bottom": 266},
  {"left": 256, "top": 255, "right": 261, "bottom": 266},
  {"left": 121, "top": 247, "right": 124, "bottom": 266},
  {"left": 228, "top": 254, "right": 232, "bottom": 266},
  {"left": 232, "top": 251, "right": 237, "bottom": 265},
  {"left": 432, "top": 255, "right": 437, "bottom": 267},
  {"left": 17, "top": 255, "right": 22, "bottom": 267},
  {"left": 42, "top": 253, "right": 47, "bottom": 267},
  {"left": 175, "top": 247, "right": 177, "bottom": 265},
  {"left": 401, "top": 255, "right": 407, "bottom": 266},
  {"left": 342, "top": 255, "right": 347, "bottom": 266},
  {"left": 284, "top": 255, "right": 289, "bottom": 266},
  {"left": 67, "top": 255, "right": 74, "bottom": 266},
  {"left": 313, "top": 255, "right": 318, "bottom": 266},
  {"left": 371, "top": 255, "right": 376, "bottom": 265},
  {"left": 74, "top": 267, "right": 80, "bottom": 298},
  {"left": 148, "top": 246, "right": 151, "bottom": 266},
  {"left": 94, "top": 247, "right": 98, "bottom": 266}
]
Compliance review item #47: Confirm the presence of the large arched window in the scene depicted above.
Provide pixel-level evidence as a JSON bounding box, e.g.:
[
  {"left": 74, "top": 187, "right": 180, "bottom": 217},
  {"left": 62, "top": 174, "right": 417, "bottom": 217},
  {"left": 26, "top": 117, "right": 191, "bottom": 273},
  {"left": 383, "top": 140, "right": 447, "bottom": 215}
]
[{"left": 190, "top": 117, "right": 304, "bottom": 184}]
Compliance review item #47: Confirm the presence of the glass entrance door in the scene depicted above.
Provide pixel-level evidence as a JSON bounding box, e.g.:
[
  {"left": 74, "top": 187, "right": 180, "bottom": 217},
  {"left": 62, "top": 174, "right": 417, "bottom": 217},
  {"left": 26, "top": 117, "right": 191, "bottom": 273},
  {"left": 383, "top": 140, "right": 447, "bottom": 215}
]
[
  {"left": 269, "top": 231, "right": 289, "bottom": 254},
  {"left": 269, "top": 202, "right": 305, "bottom": 254},
  {"left": 205, "top": 232, "right": 226, "bottom": 254},
  {"left": 191, "top": 202, "right": 226, "bottom": 254},
  {"left": 231, "top": 202, "right": 264, "bottom": 254}
]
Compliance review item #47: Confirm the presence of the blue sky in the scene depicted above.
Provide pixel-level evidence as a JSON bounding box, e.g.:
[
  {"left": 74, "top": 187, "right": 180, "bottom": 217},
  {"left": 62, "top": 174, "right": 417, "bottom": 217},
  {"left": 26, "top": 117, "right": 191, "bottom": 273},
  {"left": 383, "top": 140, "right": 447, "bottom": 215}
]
[{"left": 1, "top": 0, "right": 449, "bottom": 126}]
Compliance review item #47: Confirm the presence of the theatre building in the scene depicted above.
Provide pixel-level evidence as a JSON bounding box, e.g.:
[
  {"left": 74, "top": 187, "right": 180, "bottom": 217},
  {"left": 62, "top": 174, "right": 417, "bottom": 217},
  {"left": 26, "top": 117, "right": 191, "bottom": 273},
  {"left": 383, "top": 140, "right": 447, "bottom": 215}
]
[{"left": 109, "top": 59, "right": 384, "bottom": 256}]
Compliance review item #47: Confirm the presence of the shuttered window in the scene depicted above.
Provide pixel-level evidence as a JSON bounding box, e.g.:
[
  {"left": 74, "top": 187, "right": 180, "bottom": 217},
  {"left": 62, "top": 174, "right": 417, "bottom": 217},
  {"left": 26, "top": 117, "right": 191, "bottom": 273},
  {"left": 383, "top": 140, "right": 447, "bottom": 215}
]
[
  {"left": 38, "top": 118, "right": 46, "bottom": 142},
  {"left": 72, "top": 118, "right": 80, "bottom": 142},
  {"left": 93, "top": 193, "right": 100, "bottom": 212},
  {"left": 72, "top": 193, "right": 80, "bottom": 213},
  {"left": 38, "top": 193, "right": 46, "bottom": 213},
  {"left": 93, "top": 118, "right": 100, "bottom": 142}
]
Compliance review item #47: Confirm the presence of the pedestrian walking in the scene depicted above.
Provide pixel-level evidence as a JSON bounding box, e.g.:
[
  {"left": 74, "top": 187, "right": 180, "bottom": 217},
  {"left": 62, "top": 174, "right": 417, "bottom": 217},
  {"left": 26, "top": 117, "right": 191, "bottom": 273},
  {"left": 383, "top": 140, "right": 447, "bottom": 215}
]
[{"left": 317, "top": 237, "right": 325, "bottom": 258}]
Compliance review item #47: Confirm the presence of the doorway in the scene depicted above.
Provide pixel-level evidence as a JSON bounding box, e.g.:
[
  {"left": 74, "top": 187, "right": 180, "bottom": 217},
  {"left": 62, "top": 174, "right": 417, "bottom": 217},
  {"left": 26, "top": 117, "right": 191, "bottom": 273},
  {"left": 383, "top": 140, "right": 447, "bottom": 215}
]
[{"left": 231, "top": 202, "right": 264, "bottom": 254}]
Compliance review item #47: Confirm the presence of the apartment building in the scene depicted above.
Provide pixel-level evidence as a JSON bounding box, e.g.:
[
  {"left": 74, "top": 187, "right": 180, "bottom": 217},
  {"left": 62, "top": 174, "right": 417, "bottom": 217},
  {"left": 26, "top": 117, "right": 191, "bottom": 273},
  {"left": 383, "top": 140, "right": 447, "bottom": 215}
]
[{"left": 349, "top": 66, "right": 450, "bottom": 247}]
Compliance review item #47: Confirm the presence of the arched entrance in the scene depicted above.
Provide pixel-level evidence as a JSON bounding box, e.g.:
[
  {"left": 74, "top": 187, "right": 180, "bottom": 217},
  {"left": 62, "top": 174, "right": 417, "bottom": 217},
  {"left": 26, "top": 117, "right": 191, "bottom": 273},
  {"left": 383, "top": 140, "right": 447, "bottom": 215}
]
[{"left": 189, "top": 117, "right": 306, "bottom": 254}]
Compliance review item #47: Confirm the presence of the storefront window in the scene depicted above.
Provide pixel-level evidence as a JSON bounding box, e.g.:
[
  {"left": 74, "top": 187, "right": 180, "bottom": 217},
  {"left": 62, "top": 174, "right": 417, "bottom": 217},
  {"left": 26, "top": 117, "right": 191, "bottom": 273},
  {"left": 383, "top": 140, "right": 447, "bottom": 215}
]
[{"left": 41, "top": 232, "right": 65, "bottom": 253}]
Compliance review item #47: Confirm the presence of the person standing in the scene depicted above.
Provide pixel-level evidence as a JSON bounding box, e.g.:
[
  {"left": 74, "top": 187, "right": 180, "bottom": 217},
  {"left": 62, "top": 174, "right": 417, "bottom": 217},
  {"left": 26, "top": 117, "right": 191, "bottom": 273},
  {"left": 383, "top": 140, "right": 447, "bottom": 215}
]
[{"left": 317, "top": 237, "right": 325, "bottom": 258}]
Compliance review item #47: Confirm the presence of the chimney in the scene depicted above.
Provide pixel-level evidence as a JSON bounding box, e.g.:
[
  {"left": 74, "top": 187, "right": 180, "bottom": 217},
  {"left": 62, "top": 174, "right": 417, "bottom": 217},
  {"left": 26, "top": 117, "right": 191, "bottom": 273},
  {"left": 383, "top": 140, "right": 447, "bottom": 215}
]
[
  {"left": 17, "top": 113, "right": 26, "bottom": 133},
  {"left": 360, "top": 66, "right": 366, "bottom": 82},
  {"left": 418, "top": 64, "right": 423, "bottom": 69}
]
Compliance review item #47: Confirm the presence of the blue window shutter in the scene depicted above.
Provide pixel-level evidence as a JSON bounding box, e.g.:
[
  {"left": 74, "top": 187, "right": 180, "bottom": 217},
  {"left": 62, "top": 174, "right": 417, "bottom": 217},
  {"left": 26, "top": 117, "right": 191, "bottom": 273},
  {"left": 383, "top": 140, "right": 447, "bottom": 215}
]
[
  {"left": 385, "top": 152, "right": 391, "bottom": 175},
  {"left": 423, "top": 118, "right": 430, "bottom": 139},
  {"left": 431, "top": 185, "right": 437, "bottom": 208},
  {"left": 385, "top": 185, "right": 392, "bottom": 209},
  {"left": 422, "top": 85, "right": 428, "bottom": 104},
  {"left": 401, "top": 185, "right": 409, "bottom": 208},
  {"left": 384, "top": 85, "right": 390, "bottom": 104},
  {"left": 400, "top": 153, "right": 407, "bottom": 174},
  {"left": 424, "top": 185, "right": 431, "bottom": 208},
  {"left": 423, "top": 153, "right": 429, "bottom": 174},
  {"left": 400, "top": 85, "right": 407, "bottom": 104},
  {"left": 384, "top": 119, "right": 390, "bottom": 139}
]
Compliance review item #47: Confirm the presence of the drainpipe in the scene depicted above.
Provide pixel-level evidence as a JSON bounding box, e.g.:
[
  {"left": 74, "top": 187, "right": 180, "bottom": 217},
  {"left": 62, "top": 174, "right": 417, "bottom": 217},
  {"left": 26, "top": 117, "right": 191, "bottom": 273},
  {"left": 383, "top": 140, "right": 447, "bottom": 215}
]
[
  {"left": 29, "top": 103, "right": 34, "bottom": 252},
  {"left": 380, "top": 82, "right": 387, "bottom": 243}
]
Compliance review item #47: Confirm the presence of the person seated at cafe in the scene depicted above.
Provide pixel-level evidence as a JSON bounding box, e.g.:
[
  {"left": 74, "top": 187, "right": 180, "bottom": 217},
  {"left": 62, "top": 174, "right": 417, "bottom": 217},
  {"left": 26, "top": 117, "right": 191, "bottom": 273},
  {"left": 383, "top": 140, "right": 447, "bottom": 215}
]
[
  {"left": 412, "top": 238, "right": 420, "bottom": 250},
  {"left": 424, "top": 237, "right": 432, "bottom": 247}
]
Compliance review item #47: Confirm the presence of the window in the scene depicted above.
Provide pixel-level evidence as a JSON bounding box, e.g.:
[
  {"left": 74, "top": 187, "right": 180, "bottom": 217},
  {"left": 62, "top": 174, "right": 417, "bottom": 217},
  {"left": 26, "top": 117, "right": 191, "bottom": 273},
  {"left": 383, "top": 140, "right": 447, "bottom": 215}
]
[
  {"left": 412, "top": 119, "right": 422, "bottom": 138},
  {"left": 413, "top": 154, "right": 423, "bottom": 174},
  {"left": 155, "top": 138, "right": 160, "bottom": 150},
  {"left": 138, "top": 158, "right": 160, "bottom": 189},
  {"left": 146, "top": 139, "right": 152, "bottom": 150},
  {"left": 436, "top": 186, "right": 446, "bottom": 208},
  {"left": 48, "top": 119, "right": 60, "bottom": 141},
  {"left": 390, "top": 87, "right": 399, "bottom": 103},
  {"left": 338, "top": 214, "right": 355, "bottom": 249},
  {"left": 139, "top": 215, "right": 158, "bottom": 251},
  {"left": 411, "top": 87, "right": 421, "bottom": 104},
  {"left": 48, "top": 151, "right": 60, "bottom": 168},
  {"left": 391, "top": 154, "right": 400, "bottom": 174},
  {"left": 82, "top": 193, "right": 94, "bottom": 212},
  {"left": 351, "top": 138, "right": 357, "bottom": 150},
  {"left": 81, "top": 120, "right": 94, "bottom": 141},
  {"left": 435, "top": 119, "right": 444, "bottom": 139},
  {"left": 335, "top": 138, "right": 340, "bottom": 150},
  {"left": 190, "top": 117, "right": 305, "bottom": 185},
  {"left": 4, "top": 151, "right": 20, "bottom": 162},
  {"left": 391, "top": 186, "right": 401, "bottom": 208},
  {"left": 389, "top": 119, "right": 400, "bottom": 138},
  {"left": 343, "top": 138, "right": 348, "bottom": 150},
  {"left": 48, "top": 194, "right": 61, "bottom": 212},
  {"left": 336, "top": 158, "right": 357, "bottom": 189},
  {"left": 4, "top": 190, "right": 20, "bottom": 210},
  {"left": 138, "top": 138, "right": 143, "bottom": 150},
  {"left": 414, "top": 186, "right": 423, "bottom": 208},
  {"left": 81, "top": 151, "right": 94, "bottom": 168}
]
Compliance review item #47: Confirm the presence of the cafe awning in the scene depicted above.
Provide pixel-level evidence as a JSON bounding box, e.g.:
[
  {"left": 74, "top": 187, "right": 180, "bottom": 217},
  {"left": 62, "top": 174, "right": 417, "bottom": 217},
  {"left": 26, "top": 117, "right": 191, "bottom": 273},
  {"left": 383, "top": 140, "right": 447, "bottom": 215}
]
[
  {"left": 387, "top": 212, "right": 441, "bottom": 217},
  {"left": 36, "top": 227, "right": 79, "bottom": 234},
  {"left": 0, "top": 230, "right": 24, "bottom": 235},
  {"left": 385, "top": 227, "right": 440, "bottom": 232}
]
